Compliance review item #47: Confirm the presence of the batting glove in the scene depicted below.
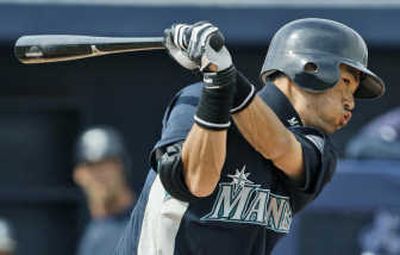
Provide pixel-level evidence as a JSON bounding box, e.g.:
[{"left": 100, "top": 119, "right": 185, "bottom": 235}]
[
  {"left": 164, "top": 23, "right": 198, "bottom": 70},
  {"left": 164, "top": 22, "right": 233, "bottom": 72}
]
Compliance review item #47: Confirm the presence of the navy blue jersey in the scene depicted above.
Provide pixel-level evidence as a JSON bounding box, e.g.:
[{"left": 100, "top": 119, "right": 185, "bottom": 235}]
[
  {"left": 114, "top": 82, "right": 337, "bottom": 255},
  {"left": 78, "top": 207, "right": 132, "bottom": 255}
]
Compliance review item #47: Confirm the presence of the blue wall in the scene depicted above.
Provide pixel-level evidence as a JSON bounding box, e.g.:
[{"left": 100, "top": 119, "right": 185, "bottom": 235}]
[
  {"left": 275, "top": 160, "right": 400, "bottom": 255},
  {"left": 1, "top": 4, "right": 400, "bottom": 255},
  {"left": 1, "top": 4, "right": 400, "bottom": 46}
]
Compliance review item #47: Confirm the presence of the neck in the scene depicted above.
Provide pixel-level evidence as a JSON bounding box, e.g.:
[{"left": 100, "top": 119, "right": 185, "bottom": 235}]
[
  {"left": 272, "top": 77, "right": 308, "bottom": 126},
  {"left": 89, "top": 185, "right": 135, "bottom": 219},
  {"left": 258, "top": 78, "right": 302, "bottom": 128},
  {"left": 108, "top": 185, "right": 135, "bottom": 216}
]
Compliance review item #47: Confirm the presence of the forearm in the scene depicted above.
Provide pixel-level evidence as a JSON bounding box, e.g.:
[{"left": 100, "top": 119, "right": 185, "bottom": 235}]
[
  {"left": 233, "top": 96, "right": 290, "bottom": 156},
  {"left": 181, "top": 124, "right": 226, "bottom": 197},
  {"left": 162, "top": 22, "right": 236, "bottom": 197},
  {"left": 232, "top": 95, "right": 303, "bottom": 179}
]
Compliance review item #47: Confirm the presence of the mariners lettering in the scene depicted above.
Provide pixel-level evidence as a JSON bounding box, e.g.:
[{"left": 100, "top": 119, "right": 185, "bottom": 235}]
[
  {"left": 201, "top": 166, "right": 293, "bottom": 233},
  {"left": 207, "top": 185, "right": 253, "bottom": 220}
]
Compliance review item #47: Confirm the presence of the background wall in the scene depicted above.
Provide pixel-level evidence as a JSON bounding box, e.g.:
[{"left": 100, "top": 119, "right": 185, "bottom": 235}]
[{"left": 0, "top": 4, "right": 399, "bottom": 254}]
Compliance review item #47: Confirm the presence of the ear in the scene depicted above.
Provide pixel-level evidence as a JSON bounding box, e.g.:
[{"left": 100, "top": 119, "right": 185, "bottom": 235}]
[
  {"left": 274, "top": 77, "right": 297, "bottom": 99},
  {"left": 73, "top": 166, "right": 86, "bottom": 185}
]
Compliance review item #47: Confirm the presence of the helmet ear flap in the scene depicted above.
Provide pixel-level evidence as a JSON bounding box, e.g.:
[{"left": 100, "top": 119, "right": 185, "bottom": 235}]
[{"left": 291, "top": 57, "right": 340, "bottom": 92}]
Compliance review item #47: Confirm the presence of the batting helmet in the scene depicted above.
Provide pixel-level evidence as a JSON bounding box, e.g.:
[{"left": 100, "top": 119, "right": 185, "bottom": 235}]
[
  {"left": 74, "top": 126, "right": 129, "bottom": 166},
  {"left": 260, "top": 18, "right": 385, "bottom": 99}
]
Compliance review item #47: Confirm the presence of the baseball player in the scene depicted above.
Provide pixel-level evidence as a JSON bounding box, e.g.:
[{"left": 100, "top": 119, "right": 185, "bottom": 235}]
[
  {"left": 0, "top": 218, "right": 15, "bottom": 255},
  {"left": 114, "top": 18, "right": 385, "bottom": 255},
  {"left": 73, "top": 126, "right": 135, "bottom": 255}
]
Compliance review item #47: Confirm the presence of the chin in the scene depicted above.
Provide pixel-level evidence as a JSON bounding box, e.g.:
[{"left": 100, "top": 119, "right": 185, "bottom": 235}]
[
  {"left": 320, "top": 124, "right": 338, "bottom": 134},
  {"left": 325, "top": 128, "right": 336, "bottom": 134},
  {"left": 333, "top": 124, "right": 347, "bottom": 133},
  {"left": 306, "top": 120, "right": 338, "bottom": 134}
]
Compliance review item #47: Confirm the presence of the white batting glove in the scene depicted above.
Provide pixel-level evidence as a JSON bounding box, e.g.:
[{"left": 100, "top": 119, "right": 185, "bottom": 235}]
[
  {"left": 164, "top": 23, "right": 198, "bottom": 70},
  {"left": 164, "top": 22, "right": 233, "bottom": 72}
]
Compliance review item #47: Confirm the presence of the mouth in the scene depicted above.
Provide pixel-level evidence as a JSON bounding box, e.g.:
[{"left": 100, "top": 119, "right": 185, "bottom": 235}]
[{"left": 339, "top": 111, "right": 352, "bottom": 127}]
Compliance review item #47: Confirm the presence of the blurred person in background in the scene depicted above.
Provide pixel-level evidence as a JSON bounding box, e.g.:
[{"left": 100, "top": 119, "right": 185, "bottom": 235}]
[
  {"left": 0, "top": 218, "right": 16, "bottom": 255},
  {"left": 73, "top": 126, "right": 136, "bottom": 255},
  {"left": 346, "top": 107, "right": 400, "bottom": 160},
  {"left": 347, "top": 108, "right": 400, "bottom": 254},
  {"left": 358, "top": 210, "right": 400, "bottom": 255}
]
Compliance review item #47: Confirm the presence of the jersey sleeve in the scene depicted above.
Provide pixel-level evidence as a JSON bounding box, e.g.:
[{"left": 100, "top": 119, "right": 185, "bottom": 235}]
[
  {"left": 287, "top": 126, "right": 338, "bottom": 212},
  {"left": 149, "top": 83, "right": 202, "bottom": 169}
]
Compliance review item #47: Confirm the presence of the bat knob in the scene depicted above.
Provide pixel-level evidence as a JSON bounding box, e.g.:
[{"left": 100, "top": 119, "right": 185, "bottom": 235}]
[
  {"left": 209, "top": 31, "right": 225, "bottom": 52},
  {"left": 178, "top": 24, "right": 225, "bottom": 52}
]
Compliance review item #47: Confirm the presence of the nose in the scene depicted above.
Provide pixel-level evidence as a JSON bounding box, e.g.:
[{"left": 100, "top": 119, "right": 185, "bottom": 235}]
[
  {"left": 344, "top": 95, "right": 355, "bottom": 111},
  {"left": 342, "top": 82, "right": 356, "bottom": 111}
]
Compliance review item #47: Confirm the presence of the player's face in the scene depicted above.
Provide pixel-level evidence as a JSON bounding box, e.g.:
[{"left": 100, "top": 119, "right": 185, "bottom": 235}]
[
  {"left": 301, "top": 64, "right": 360, "bottom": 134},
  {"left": 73, "top": 158, "right": 125, "bottom": 197}
]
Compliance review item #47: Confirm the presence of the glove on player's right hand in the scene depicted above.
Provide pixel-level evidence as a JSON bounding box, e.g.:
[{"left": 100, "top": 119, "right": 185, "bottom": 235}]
[{"left": 164, "top": 22, "right": 233, "bottom": 72}]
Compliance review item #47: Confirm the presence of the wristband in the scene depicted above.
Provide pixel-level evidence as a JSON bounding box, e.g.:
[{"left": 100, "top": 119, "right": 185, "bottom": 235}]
[
  {"left": 231, "top": 71, "right": 256, "bottom": 114},
  {"left": 194, "top": 66, "right": 237, "bottom": 130}
]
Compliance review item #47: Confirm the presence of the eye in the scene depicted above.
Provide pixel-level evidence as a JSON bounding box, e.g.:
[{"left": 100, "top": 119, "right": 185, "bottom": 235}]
[{"left": 342, "top": 78, "right": 351, "bottom": 85}]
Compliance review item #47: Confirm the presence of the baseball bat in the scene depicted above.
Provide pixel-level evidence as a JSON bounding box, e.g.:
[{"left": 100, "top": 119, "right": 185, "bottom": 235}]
[{"left": 14, "top": 35, "right": 165, "bottom": 64}]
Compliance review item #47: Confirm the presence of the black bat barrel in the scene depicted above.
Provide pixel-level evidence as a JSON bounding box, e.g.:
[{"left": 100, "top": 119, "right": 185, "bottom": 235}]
[{"left": 14, "top": 35, "right": 165, "bottom": 64}]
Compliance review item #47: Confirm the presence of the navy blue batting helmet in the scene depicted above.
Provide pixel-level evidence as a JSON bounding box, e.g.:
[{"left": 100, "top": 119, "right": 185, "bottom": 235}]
[{"left": 260, "top": 18, "right": 385, "bottom": 99}]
